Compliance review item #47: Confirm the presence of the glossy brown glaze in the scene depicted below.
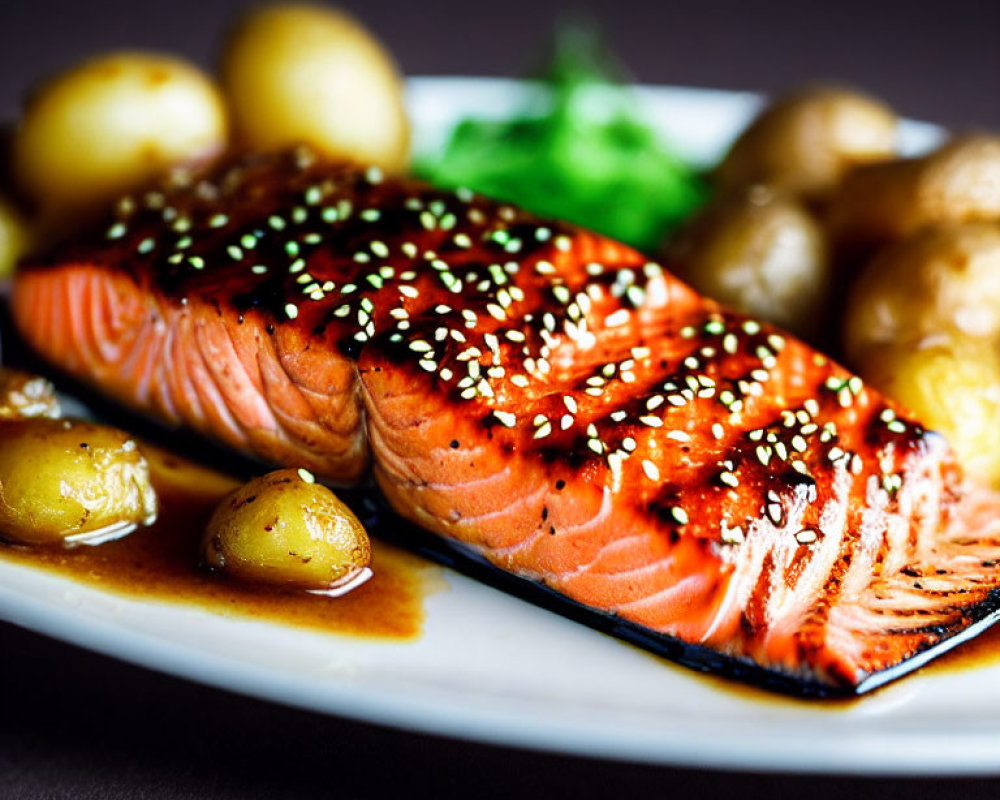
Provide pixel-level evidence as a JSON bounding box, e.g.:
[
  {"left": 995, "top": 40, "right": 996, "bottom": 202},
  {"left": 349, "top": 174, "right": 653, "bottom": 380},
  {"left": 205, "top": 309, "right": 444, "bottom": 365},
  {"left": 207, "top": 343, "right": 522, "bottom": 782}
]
[{"left": 0, "top": 445, "right": 433, "bottom": 640}]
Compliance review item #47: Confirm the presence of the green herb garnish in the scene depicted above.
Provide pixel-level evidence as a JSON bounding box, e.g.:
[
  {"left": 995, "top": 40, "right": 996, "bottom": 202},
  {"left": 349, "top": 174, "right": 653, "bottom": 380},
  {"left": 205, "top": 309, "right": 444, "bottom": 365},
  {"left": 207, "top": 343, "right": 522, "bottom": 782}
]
[{"left": 416, "top": 24, "right": 706, "bottom": 253}]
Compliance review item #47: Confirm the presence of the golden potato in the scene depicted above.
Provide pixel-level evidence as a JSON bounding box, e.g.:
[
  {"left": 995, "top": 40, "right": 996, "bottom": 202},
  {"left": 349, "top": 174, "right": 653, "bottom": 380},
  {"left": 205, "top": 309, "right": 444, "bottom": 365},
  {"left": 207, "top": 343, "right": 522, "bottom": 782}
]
[
  {"left": 0, "top": 418, "right": 157, "bottom": 546},
  {"left": 716, "top": 87, "right": 897, "bottom": 200},
  {"left": 829, "top": 135, "right": 1000, "bottom": 255},
  {"left": 0, "top": 197, "right": 29, "bottom": 278},
  {"left": 202, "top": 469, "right": 371, "bottom": 594},
  {"left": 13, "top": 52, "right": 227, "bottom": 218},
  {"left": 221, "top": 3, "right": 409, "bottom": 172},
  {"left": 858, "top": 338, "right": 1000, "bottom": 487},
  {"left": 0, "top": 368, "right": 60, "bottom": 420},
  {"left": 844, "top": 223, "right": 1000, "bottom": 363},
  {"left": 669, "top": 187, "right": 829, "bottom": 339}
]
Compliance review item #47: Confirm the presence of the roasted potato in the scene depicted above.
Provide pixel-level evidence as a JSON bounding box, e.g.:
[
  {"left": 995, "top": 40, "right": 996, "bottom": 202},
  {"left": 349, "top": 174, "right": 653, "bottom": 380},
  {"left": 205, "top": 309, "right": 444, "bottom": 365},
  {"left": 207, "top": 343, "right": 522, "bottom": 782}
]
[
  {"left": 13, "top": 52, "right": 227, "bottom": 218},
  {"left": 829, "top": 135, "right": 1000, "bottom": 256},
  {"left": 0, "top": 418, "right": 158, "bottom": 546},
  {"left": 716, "top": 87, "right": 897, "bottom": 200},
  {"left": 0, "top": 197, "right": 29, "bottom": 278},
  {"left": 857, "top": 338, "right": 1000, "bottom": 487},
  {"left": 202, "top": 469, "right": 371, "bottom": 594},
  {"left": 844, "top": 223, "right": 1000, "bottom": 363},
  {"left": 669, "top": 187, "right": 829, "bottom": 339},
  {"left": 0, "top": 368, "right": 60, "bottom": 420},
  {"left": 221, "top": 3, "right": 410, "bottom": 172}
]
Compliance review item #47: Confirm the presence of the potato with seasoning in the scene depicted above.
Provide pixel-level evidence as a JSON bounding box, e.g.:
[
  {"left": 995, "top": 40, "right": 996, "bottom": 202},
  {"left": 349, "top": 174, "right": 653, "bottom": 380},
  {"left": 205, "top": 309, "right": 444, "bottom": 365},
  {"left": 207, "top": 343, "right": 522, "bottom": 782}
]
[
  {"left": 202, "top": 469, "right": 372, "bottom": 594},
  {"left": 829, "top": 135, "right": 1000, "bottom": 258},
  {"left": 0, "top": 368, "right": 60, "bottom": 420},
  {"left": 13, "top": 52, "right": 227, "bottom": 219},
  {"left": 0, "top": 418, "right": 158, "bottom": 546},
  {"left": 668, "top": 187, "right": 829, "bottom": 340},
  {"left": 843, "top": 223, "right": 1000, "bottom": 363},
  {"left": 221, "top": 3, "right": 410, "bottom": 172},
  {"left": 715, "top": 87, "right": 897, "bottom": 201}
]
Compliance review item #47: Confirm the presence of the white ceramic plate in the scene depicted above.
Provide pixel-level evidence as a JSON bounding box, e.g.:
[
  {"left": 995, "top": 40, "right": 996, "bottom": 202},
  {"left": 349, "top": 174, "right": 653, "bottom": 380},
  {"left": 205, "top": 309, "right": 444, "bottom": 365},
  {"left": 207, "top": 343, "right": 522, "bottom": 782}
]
[{"left": 3, "top": 78, "right": 989, "bottom": 777}]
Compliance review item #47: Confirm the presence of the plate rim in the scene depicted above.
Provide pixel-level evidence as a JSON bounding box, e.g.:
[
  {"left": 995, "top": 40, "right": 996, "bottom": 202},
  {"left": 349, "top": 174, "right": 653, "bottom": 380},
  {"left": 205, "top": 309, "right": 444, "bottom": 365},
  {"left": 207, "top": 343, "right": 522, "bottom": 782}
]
[{"left": 0, "top": 76, "right": 983, "bottom": 776}]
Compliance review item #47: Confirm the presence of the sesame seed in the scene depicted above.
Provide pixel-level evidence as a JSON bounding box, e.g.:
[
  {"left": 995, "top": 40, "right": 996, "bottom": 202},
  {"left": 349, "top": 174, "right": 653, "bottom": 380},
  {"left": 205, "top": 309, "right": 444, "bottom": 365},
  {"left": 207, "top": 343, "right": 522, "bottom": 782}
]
[
  {"left": 605, "top": 310, "right": 630, "bottom": 328},
  {"left": 493, "top": 411, "right": 517, "bottom": 428},
  {"left": 719, "top": 471, "right": 739, "bottom": 488},
  {"left": 642, "top": 460, "right": 660, "bottom": 481},
  {"left": 671, "top": 507, "right": 689, "bottom": 525}
]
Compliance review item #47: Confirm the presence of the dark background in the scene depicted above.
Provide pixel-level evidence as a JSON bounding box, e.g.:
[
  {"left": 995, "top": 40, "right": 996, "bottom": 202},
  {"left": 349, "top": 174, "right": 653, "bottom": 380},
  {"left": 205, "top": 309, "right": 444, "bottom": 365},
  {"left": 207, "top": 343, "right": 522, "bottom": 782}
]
[
  {"left": 1, "top": 0, "right": 1000, "bottom": 130},
  {"left": 3, "top": 0, "right": 1000, "bottom": 797}
]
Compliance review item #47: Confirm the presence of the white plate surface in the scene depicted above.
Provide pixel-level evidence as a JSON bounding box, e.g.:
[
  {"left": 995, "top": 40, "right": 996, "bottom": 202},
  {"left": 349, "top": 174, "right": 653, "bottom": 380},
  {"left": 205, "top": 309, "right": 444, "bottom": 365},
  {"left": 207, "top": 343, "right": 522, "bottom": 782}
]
[{"left": 2, "top": 78, "right": 987, "bottom": 777}]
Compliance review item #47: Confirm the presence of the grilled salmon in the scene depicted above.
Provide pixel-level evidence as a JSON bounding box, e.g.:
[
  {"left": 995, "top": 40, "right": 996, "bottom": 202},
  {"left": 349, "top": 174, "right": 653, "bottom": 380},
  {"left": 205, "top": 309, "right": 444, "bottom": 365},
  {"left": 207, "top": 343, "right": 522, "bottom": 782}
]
[{"left": 12, "top": 150, "right": 1000, "bottom": 694}]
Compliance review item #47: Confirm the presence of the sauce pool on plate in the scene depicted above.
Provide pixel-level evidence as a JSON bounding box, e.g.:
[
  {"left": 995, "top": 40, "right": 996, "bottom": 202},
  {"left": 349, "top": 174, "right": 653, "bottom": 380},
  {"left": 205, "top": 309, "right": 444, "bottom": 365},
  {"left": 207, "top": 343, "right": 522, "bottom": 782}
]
[{"left": 0, "top": 444, "right": 436, "bottom": 640}]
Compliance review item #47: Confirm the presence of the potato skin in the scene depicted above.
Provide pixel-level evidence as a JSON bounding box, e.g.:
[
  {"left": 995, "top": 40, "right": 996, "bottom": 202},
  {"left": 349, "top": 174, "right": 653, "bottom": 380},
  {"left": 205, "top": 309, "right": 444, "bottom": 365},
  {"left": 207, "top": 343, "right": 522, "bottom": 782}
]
[
  {"left": 844, "top": 223, "right": 1000, "bottom": 487},
  {"left": 13, "top": 52, "right": 227, "bottom": 217},
  {"left": 669, "top": 187, "right": 829, "bottom": 339},
  {"left": 202, "top": 469, "right": 371, "bottom": 592},
  {"left": 0, "top": 198, "right": 29, "bottom": 277},
  {"left": 716, "top": 87, "right": 897, "bottom": 200},
  {"left": 0, "top": 368, "right": 60, "bottom": 420},
  {"left": 843, "top": 223, "right": 1000, "bottom": 363},
  {"left": 0, "top": 419, "right": 157, "bottom": 546},
  {"left": 221, "top": 3, "right": 410, "bottom": 172},
  {"left": 829, "top": 136, "right": 1000, "bottom": 256}
]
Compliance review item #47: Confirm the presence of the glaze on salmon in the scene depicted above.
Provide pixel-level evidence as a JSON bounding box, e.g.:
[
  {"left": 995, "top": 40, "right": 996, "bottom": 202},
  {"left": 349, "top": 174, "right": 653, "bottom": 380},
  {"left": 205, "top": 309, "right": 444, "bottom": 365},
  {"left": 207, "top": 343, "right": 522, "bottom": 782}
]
[{"left": 13, "top": 150, "right": 1000, "bottom": 694}]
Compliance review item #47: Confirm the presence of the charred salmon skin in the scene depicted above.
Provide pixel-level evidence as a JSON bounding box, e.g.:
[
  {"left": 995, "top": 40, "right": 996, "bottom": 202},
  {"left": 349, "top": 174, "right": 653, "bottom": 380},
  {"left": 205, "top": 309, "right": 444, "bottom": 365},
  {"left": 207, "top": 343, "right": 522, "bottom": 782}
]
[{"left": 13, "top": 150, "right": 1000, "bottom": 695}]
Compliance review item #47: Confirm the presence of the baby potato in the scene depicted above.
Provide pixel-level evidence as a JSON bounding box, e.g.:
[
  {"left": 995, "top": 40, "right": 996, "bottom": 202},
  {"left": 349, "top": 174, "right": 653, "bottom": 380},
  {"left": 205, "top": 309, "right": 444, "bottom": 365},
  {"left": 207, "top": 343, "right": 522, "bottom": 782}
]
[
  {"left": 13, "top": 52, "right": 227, "bottom": 218},
  {"left": 0, "top": 197, "right": 29, "bottom": 278},
  {"left": 221, "top": 3, "right": 410, "bottom": 172},
  {"left": 829, "top": 135, "right": 1000, "bottom": 255},
  {"left": 202, "top": 469, "right": 372, "bottom": 594},
  {"left": 858, "top": 338, "right": 1000, "bottom": 487},
  {"left": 669, "top": 187, "right": 830, "bottom": 339},
  {"left": 0, "top": 368, "right": 60, "bottom": 420},
  {"left": 716, "top": 87, "right": 897, "bottom": 200},
  {"left": 0, "top": 418, "right": 157, "bottom": 546},
  {"left": 843, "top": 223, "right": 1000, "bottom": 364}
]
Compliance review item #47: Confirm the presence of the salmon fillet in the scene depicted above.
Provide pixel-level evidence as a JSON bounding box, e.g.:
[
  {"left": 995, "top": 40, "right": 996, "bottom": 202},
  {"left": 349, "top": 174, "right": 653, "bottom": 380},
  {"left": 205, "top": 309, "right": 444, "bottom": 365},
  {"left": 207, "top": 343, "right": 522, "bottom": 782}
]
[{"left": 13, "top": 150, "right": 1000, "bottom": 694}]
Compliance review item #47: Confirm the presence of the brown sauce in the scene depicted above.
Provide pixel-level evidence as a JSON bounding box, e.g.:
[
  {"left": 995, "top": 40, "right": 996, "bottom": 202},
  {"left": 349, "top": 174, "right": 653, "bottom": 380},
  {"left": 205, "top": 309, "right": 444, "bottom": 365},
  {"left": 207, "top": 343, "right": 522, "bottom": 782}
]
[
  {"left": 926, "top": 624, "right": 1000, "bottom": 674},
  {"left": 2, "top": 437, "right": 998, "bottom": 695},
  {"left": 0, "top": 444, "right": 437, "bottom": 640}
]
